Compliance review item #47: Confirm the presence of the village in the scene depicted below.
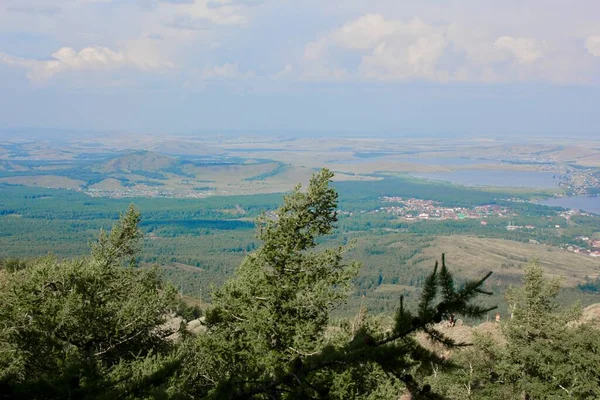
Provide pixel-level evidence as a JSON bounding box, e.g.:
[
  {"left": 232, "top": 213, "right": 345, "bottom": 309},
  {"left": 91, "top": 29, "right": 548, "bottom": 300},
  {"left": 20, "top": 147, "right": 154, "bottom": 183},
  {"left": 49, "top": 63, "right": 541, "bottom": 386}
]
[
  {"left": 378, "top": 196, "right": 512, "bottom": 221},
  {"left": 377, "top": 196, "right": 600, "bottom": 259},
  {"left": 566, "top": 235, "right": 600, "bottom": 258},
  {"left": 556, "top": 169, "right": 600, "bottom": 195},
  {"left": 557, "top": 209, "right": 600, "bottom": 258}
]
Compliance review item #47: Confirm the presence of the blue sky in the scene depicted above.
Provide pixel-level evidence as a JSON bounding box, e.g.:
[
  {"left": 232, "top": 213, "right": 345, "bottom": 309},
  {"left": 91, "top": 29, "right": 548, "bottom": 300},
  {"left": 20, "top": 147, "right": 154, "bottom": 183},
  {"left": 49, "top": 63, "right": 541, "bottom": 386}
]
[{"left": 1, "top": 0, "right": 600, "bottom": 135}]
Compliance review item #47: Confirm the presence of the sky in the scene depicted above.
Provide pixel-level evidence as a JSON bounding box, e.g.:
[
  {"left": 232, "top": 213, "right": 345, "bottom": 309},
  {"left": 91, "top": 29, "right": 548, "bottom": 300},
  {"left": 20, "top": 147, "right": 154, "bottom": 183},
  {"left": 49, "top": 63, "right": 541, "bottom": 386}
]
[{"left": 1, "top": 0, "right": 600, "bottom": 136}]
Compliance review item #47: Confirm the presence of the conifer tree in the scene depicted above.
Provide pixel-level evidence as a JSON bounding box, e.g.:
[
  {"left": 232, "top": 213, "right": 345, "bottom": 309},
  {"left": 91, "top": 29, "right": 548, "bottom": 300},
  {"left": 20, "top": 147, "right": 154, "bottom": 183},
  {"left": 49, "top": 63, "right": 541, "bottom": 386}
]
[
  {"left": 0, "top": 172, "right": 499, "bottom": 399},
  {"left": 178, "top": 169, "right": 495, "bottom": 398},
  {"left": 499, "top": 263, "right": 600, "bottom": 399},
  {"left": 429, "top": 263, "right": 600, "bottom": 400},
  {"left": 0, "top": 205, "right": 179, "bottom": 399}
]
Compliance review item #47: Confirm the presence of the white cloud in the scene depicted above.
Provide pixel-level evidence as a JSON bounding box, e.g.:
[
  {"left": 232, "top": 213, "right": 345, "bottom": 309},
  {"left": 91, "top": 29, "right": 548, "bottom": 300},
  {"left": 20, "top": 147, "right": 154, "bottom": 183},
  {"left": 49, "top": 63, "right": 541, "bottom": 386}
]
[
  {"left": 302, "top": 15, "right": 450, "bottom": 81},
  {"left": 300, "top": 14, "right": 558, "bottom": 82},
  {"left": 303, "top": 15, "right": 437, "bottom": 58},
  {"left": 0, "top": 46, "right": 173, "bottom": 83},
  {"left": 331, "top": 15, "right": 433, "bottom": 50},
  {"left": 494, "top": 36, "right": 544, "bottom": 64},
  {"left": 586, "top": 36, "right": 600, "bottom": 57},
  {"left": 2, "top": 1, "right": 599, "bottom": 87},
  {"left": 446, "top": 23, "right": 506, "bottom": 65},
  {"left": 359, "top": 34, "right": 447, "bottom": 80},
  {"left": 330, "top": 13, "right": 400, "bottom": 50}
]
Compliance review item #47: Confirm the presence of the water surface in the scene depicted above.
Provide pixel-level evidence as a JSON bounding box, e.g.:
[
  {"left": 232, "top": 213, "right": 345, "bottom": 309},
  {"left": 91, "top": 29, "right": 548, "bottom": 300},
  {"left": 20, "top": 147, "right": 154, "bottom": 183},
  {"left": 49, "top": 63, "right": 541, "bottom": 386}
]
[
  {"left": 412, "top": 170, "right": 559, "bottom": 189},
  {"left": 539, "top": 196, "right": 600, "bottom": 214},
  {"left": 404, "top": 157, "right": 501, "bottom": 166}
]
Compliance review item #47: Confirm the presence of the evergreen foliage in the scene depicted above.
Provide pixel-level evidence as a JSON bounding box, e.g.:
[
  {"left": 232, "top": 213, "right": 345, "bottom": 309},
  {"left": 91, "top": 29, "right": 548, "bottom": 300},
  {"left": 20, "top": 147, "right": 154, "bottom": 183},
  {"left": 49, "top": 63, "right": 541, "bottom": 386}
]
[
  {"left": 0, "top": 205, "right": 179, "bottom": 399},
  {"left": 172, "top": 169, "right": 495, "bottom": 399},
  {"left": 6, "top": 170, "right": 595, "bottom": 399},
  {"left": 500, "top": 263, "right": 600, "bottom": 399},
  {"left": 430, "top": 263, "right": 600, "bottom": 399}
]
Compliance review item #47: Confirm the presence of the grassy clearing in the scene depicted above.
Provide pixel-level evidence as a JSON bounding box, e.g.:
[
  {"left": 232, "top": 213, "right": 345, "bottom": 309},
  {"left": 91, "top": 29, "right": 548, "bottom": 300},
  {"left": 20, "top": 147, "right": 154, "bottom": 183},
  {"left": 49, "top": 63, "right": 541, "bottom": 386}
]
[{"left": 412, "top": 235, "right": 600, "bottom": 286}]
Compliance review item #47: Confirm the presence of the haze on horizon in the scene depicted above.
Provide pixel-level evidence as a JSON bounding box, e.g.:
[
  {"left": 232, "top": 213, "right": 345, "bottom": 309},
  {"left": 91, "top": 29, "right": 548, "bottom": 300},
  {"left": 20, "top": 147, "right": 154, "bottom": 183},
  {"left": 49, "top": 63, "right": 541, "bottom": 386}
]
[{"left": 1, "top": 0, "right": 600, "bottom": 136}]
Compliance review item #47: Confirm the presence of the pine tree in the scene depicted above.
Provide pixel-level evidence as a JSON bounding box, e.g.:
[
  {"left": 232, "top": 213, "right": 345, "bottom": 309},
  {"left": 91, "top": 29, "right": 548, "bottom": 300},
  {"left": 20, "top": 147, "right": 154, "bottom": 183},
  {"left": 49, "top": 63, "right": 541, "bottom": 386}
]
[
  {"left": 0, "top": 172, "right": 499, "bottom": 399},
  {"left": 499, "top": 263, "right": 600, "bottom": 399},
  {"left": 177, "top": 169, "right": 496, "bottom": 399},
  {"left": 0, "top": 205, "right": 179, "bottom": 399},
  {"left": 431, "top": 263, "right": 600, "bottom": 400}
]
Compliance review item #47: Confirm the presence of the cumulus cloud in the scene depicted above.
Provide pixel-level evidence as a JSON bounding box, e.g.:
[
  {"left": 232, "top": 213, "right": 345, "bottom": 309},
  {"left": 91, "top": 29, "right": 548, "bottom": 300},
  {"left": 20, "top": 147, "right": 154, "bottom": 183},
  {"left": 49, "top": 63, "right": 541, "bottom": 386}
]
[
  {"left": 0, "top": 46, "right": 173, "bottom": 83},
  {"left": 586, "top": 36, "right": 600, "bottom": 57},
  {"left": 303, "top": 15, "right": 436, "bottom": 59},
  {"left": 300, "top": 14, "right": 554, "bottom": 82},
  {"left": 2, "top": 2, "right": 598, "bottom": 87},
  {"left": 360, "top": 35, "right": 448, "bottom": 80},
  {"left": 303, "top": 15, "right": 449, "bottom": 81},
  {"left": 332, "top": 14, "right": 433, "bottom": 50},
  {"left": 494, "top": 36, "right": 544, "bottom": 63}
]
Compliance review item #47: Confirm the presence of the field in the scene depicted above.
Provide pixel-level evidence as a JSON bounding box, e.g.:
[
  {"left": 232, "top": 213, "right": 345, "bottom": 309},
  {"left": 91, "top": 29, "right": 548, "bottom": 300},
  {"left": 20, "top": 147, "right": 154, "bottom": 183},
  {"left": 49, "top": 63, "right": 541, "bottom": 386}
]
[
  {"left": 2, "top": 131, "right": 599, "bottom": 197},
  {"left": 1, "top": 131, "right": 600, "bottom": 317},
  {"left": 413, "top": 235, "right": 600, "bottom": 286}
]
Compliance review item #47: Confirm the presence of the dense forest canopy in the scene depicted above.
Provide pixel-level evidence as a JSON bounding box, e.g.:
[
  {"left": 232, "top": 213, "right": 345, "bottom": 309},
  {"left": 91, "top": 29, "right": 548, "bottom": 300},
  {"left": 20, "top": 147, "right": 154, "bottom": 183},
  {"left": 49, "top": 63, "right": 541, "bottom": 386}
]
[{"left": 1, "top": 170, "right": 599, "bottom": 399}]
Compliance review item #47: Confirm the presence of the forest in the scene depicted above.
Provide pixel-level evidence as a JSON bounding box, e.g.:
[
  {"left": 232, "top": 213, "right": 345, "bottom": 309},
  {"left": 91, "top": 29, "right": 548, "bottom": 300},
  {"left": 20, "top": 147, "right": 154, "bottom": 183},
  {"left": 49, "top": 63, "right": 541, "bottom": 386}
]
[
  {"left": 1, "top": 172, "right": 599, "bottom": 313},
  {"left": 1, "top": 169, "right": 599, "bottom": 399}
]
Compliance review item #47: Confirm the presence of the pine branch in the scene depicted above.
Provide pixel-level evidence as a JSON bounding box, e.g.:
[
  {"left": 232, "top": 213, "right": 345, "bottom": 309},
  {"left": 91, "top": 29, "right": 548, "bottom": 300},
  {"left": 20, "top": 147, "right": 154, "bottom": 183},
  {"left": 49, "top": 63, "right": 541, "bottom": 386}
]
[
  {"left": 438, "top": 254, "right": 455, "bottom": 303},
  {"left": 418, "top": 261, "right": 439, "bottom": 320},
  {"left": 227, "top": 257, "right": 496, "bottom": 399}
]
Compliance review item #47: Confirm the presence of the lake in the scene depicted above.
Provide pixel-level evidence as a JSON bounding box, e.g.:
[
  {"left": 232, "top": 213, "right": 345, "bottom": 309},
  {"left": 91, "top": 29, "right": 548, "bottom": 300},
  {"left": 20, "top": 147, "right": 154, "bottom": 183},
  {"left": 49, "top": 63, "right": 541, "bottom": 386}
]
[
  {"left": 329, "top": 156, "right": 502, "bottom": 166},
  {"left": 404, "top": 157, "right": 501, "bottom": 166},
  {"left": 412, "top": 170, "right": 559, "bottom": 188},
  {"left": 539, "top": 196, "right": 600, "bottom": 214}
]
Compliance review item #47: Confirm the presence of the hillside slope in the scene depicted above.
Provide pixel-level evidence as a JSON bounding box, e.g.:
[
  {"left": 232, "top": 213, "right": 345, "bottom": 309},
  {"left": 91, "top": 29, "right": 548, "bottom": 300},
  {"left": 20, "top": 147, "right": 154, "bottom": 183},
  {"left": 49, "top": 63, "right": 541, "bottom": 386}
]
[{"left": 411, "top": 235, "right": 600, "bottom": 286}]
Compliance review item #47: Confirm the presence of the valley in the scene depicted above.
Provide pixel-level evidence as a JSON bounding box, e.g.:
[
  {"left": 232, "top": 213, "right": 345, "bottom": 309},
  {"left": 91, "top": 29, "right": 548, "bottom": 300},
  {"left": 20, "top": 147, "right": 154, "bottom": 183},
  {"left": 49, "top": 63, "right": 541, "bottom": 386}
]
[
  {"left": 1, "top": 130, "right": 599, "bottom": 318},
  {"left": 1, "top": 131, "right": 599, "bottom": 198}
]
